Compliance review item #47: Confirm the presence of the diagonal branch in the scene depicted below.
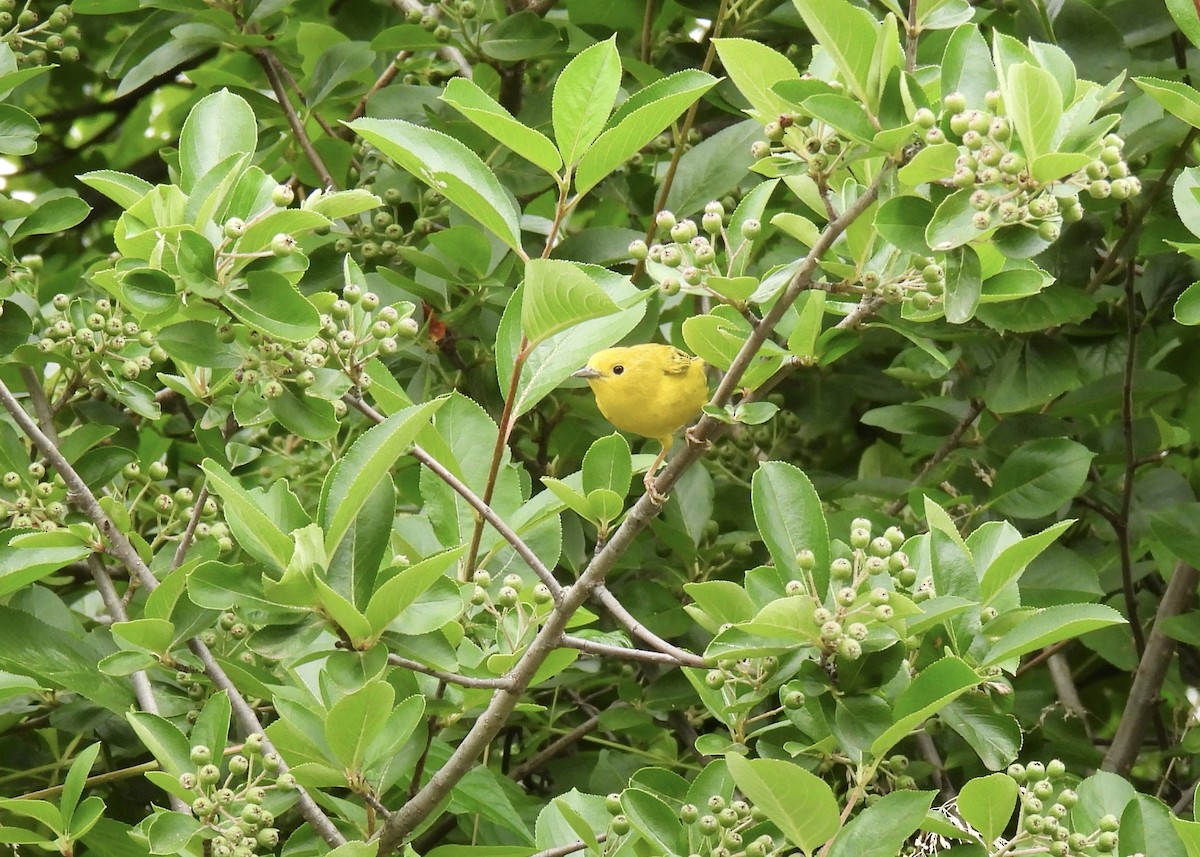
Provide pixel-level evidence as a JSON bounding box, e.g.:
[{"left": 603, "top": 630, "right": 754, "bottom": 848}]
[
  {"left": 375, "top": 170, "right": 888, "bottom": 854},
  {"left": 1102, "top": 562, "right": 1199, "bottom": 776},
  {"left": 0, "top": 378, "right": 347, "bottom": 848}
]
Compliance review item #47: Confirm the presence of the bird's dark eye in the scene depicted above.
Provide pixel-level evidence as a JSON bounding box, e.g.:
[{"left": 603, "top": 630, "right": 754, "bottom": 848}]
[{"left": 612, "top": 364, "right": 624, "bottom": 375}]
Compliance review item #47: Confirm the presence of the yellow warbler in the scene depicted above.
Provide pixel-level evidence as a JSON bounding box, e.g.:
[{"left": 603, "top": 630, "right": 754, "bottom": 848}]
[{"left": 572, "top": 344, "right": 708, "bottom": 502}]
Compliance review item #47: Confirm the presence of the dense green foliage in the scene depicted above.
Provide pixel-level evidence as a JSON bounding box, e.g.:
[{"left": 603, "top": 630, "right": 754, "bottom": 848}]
[{"left": 3, "top": 1, "right": 1200, "bottom": 856}]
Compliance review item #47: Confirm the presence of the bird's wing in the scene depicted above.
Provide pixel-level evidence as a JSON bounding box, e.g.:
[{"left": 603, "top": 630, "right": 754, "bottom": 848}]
[{"left": 662, "top": 346, "right": 696, "bottom": 376}]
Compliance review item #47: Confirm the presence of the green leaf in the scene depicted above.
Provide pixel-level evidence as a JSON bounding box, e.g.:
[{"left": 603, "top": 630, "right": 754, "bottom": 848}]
[
  {"left": 11, "top": 197, "right": 91, "bottom": 241},
  {"left": 77, "top": 170, "right": 153, "bottom": 210},
  {"left": 944, "top": 245, "right": 982, "bottom": 324},
  {"left": 725, "top": 754, "right": 839, "bottom": 853},
  {"left": 0, "top": 531, "right": 91, "bottom": 597},
  {"left": 869, "top": 657, "right": 979, "bottom": 758},
  {"left": 620, "top": 789, "right": 684, "bottom": 856},
  {"left": 308, "top": 41, "right": 373, "bottom": 107},
  {"left": 713, "top": 38, "right": 799, "bottom": 121},
  {"left": 189, "top": 691, "right": 231, "bottom": 762},
  {"left": 0, "top": 800, "right": 62, "bottom": 835},
  {"left": 926, "top": 186, "right": 994, "bottom": 253},
  {"left": 988, "top": 438, "right": 1094, "bottom": 518},
  {"left": 224, "top": 271, "right": 320, "bottom": 342},
  {"left": 442, "top": 78, "right": 562, "bottom": 174},
  {"left": 364, "top": 546, "right": 465, "bottom": 635},
  {"left": 302, "top": 188, "right": 381, "bottom": 221},
  {"left": 791, "top": 0, "right": 879, "bottom": 106},
  {"left": 319, "top": 398, "right": 446, "bottom": 559},
  {"left": 1135, "top": 76, "right": 1200, "bottom": 129},
  {"left": 60, "top": 743, "right": 102, "bottom": 834},
  {"left": 979, "top": 519, "right": 1073, "bottom": 608},
  {"left": 575, "top": 70, "right": 718, "bottom": 197},
  {"left": 348, "top": 118, "right": 523, "bottom": 253},
  {"left": 325, "top": 679, "right": 394, "bottom": 772},
  {"left": 801, "top": 94, "right": 876, "bottom": 145},
  {"left": 874, "top": 196, "right": 935, "bottom": 254},
  {"left": 752, "top": 461, "right": 829, "bottom": 594},
  {"left": 0, "top": 104, "right": 39, "bottom": 156},
  {"left": 1174, "top": 281, "right": 1200, "bottom": 325},
  {"left": 957, "top": 773, "right": 1017, "bottom": 844},
  {"left": 200, "top": 459, "right": 294, "bottom": 572},
  {"left": 939, "top": 695, "right": 1021, "bottom": 770},
  {"left": 479, "top": 10, "right": 560, "bottom": 61},
  {"left": 178, "top": 89, "right": 257, "bottom": 194},
  {"left": 1165, "top": 0, "right": 1200, "bottom": 52},
  {"left": 120, "top": 268, "right": 178, "bottom": 317},
  {"left": 267, "top": 386, "right": 340, "bottom": 443},
  {"left": 583, "top": 433, "right": 633, "bottom": 498},
  {"left": 664, "top": 120, "right": 762, "bottom": 217},
  {"left": 1006, "top": 64, "right": 1060, "bottom": 161},
  {"left": 1120, "top": 794, "right": 1188, "bottom": 857},
  {"left": 521, "top": 258, "right": 621, "bottom": 346},
  {"left": 553, "top": 38, "right": 622, "bottom": 167},
  {"left": 982, "top": 603, "right": 1125, "bottom": 666},
  {"left": 126, "top": 712, "right": 192, "bottom": 777},
  {"left": 826, "top": 791, "right": 936, "bottom": 857},
  {"left": 145, "top": 812, "right": 201, "bottom": 855},
  {"left": 111, "top": 618, "right": 175, "bottom": 654}
]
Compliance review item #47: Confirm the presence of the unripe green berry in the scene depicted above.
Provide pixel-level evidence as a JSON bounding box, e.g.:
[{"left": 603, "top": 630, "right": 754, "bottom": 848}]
[{"left": 271, "top": 185, "right": 294, "bottom": 207}]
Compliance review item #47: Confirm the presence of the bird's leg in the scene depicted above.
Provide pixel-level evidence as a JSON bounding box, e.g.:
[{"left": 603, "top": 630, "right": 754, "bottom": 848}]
[{"left": 643, "top": 445, "right": 670, "bottom": 505}]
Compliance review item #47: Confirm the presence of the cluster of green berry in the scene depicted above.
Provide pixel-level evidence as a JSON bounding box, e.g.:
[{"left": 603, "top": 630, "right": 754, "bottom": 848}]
[
  {"left": 629, "top": 199, "right": 755, "bottom": 300},
  {"left": 346, "top": 163, "right": 449, "bottom": 262},
  {"left": 137, "top": 478, "right": 232, "bottom": 554},
  {"left": 193, "top": 611, "right": 261, "bottom": 685},
  {"left": 0, "top": 461, "right": 67, "bottom": 531},
  {"left": 1, "top": 1, "right": 79, "bottom": 65},
  {"left": 859, "top": 254, "right": 947, "bottom": 312},
  {"left": 35, "top": 294, "right": 167, "bottom": 387},
  {"left": 792, "top": 518, "right": 914, "bottom": 661},
  {"left": 1005, "top": 760, "right": 1140, "bottom": 857},
  {"left": 751, "top": 107, "right": 848, "bottom": 176},
  {"left": 314, "top": 285, "right": 419, "bottom": 381},
  {"left": 604, "top": 792, "right": 776, "bottom": 857},
  {"left": 713, "top": 398, "right": 804, "bottom": 476},
  {"left": 178, "top": 735, "right": 295, "bottom": 857},
  {"left": 468, "top": 570, "right": 554, "bottom": 655},
  {"left": 916, "top": 91, "right": 1139, "bottom": 242},
  {"left": 402, "top": 0, "right": 476, "bottom": 45}
]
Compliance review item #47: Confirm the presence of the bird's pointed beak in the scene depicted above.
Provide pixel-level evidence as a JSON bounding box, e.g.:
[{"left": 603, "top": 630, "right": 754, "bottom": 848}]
[{"left": 572, "top": 366, "right": 601, "bottom": 379}]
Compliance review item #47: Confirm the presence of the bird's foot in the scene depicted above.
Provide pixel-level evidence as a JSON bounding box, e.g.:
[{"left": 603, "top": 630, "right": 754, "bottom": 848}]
[
  {"left": 643, "top": 472, "right": 669, "bottom": 505},
  {"left": 685, "top": 425, "right": 712, "bottom": 450}
]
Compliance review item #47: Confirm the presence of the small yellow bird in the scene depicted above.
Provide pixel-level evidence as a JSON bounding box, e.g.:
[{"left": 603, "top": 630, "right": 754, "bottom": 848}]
[{"left": 572, "top": 344, "right": 709, "bottom": 503}]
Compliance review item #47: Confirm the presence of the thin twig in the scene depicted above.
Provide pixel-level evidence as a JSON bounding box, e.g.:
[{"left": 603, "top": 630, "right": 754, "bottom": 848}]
[
  {"left": 591, "top": 586, "right": 706, "bottom": 667},
  {"left": 88, "top": 556, "right": 190, "bottom": 814},
  {"left": 885, "top": 399, "right": 983, "bottom": 517},
  {"left": 343, "top": 394, "right": 564, "bottom": 600},
  {"left": 386, "top": 653, "right": 512, "bottom": 689},
  {"left": 19, "top": 366, "right": 57, "bottom": 443},
  {"left": 560, "top": 633, "right": 695, "bottom": 665},
  {"left": 529, "top": 834, "right": 609, "bottom": 857},
  {"left": 254, "top": 49, "right": 336, "bottom": 189},
  {"left": 1046, "top": 652, "right": 1091, "bottom": 736},
  {"left": 0, "top": 378, "right": 346, "bottom": 848},
  {"left": 507, "top": 708, "right": 607, "bottom": 783},
  {"left": 1117, "top": 259, "right": 1147, "bottom": 660},
  {"left": 172, "top": 484, "right": 209, "bottom": 570},
  {"left": 1085, "top": 127, "right": 1198, "bottom": 292},
  {"left": 640, "top": 0, "right": 656, "bottom": 64}
]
